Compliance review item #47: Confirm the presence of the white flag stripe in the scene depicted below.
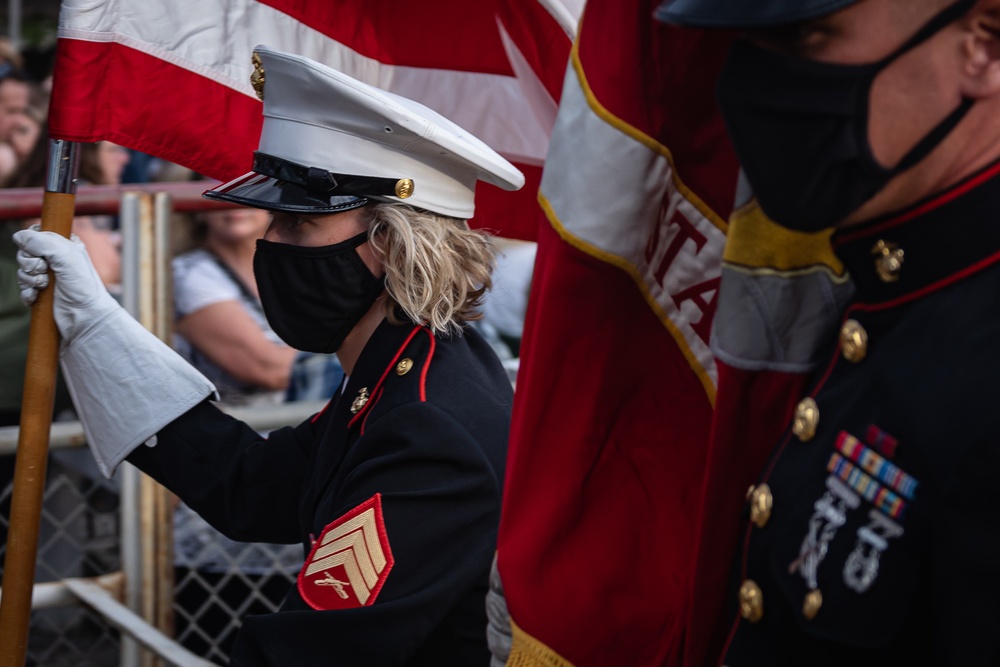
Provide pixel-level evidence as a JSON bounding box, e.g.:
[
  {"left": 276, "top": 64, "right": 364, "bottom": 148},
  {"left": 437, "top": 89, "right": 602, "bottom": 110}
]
[
  {"left": 497, "top": 20, "right": 560, "bottom": 140},
  {"left": 58, "top": 0, "right": 551, "bottom": 164},
  {"left": 542, "top": 60, "right": 726, "bottom": 386}
]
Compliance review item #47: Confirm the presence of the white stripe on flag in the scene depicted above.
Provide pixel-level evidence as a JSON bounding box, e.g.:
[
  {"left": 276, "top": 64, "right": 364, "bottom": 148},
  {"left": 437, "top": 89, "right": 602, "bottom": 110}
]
[{"left": 541, "top": 63, "right": 726, "bottom": 386}]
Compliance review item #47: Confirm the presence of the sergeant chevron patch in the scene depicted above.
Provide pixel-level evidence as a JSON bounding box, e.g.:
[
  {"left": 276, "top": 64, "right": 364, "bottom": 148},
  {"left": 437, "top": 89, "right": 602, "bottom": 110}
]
[{"left": 298, "top": 494, "right": 394, "bottom": 610}]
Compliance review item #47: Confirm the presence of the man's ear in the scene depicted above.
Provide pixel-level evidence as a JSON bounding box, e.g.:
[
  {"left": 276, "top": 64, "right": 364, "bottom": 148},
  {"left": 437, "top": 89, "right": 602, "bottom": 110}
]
[{"left": 960, "top": 1, "right": 1000, "bottom": 98}]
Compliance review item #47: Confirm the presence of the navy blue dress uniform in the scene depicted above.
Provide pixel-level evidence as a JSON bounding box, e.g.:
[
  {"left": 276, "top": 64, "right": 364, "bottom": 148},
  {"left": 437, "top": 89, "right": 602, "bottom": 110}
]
[
  {"left": 655, "top": 0, "right": 1000, "bottom": 663},
  {"left": 12, "top": 45, "right": 525, "bottom": 666},
  {"left": 720, "top": 163, "right": 1000, "bottom": 665},
  {"left": 129, "top": 317, "right": 512, "bottom": 665}
]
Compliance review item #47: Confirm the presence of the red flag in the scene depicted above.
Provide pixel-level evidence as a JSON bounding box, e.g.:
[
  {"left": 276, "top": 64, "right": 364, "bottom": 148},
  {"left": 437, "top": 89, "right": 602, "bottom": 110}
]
[
  {"left": 496, "top": 1, "right": 739, "bottom": 664},
  {"left": 49, "top": 0, "right": 571, "bottom": 240}
]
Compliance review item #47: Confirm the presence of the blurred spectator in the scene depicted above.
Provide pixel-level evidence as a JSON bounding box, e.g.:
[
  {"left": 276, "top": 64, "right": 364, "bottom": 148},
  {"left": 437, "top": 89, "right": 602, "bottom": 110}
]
[
  {"left": 0, "top": 63, "right": 28, "bottom": 185},
  {"left": 483, "top": 238, "right": 536, "bottom": 358},
  {"left": 72, "top": 141, "right": 128, "bottom": 290},
  {"left": 172, "top": 206, "right": 297, "bottom": 406},
  {"left": 0, "top": 38, "right": 24, "bottom": 71},
  {"left": 0, "top": 63, "right": 27, "bottom": 138},
  {"left": 8, "top": 84, "right": 46, "bottom": 164},
  {"left": 79, "top": 140, "right": 131, "bottom": 186}
]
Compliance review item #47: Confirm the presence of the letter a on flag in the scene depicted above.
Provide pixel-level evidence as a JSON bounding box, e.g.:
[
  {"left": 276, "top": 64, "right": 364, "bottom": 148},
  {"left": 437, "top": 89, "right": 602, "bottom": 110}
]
[{"left": 496, "top": 0, "right": 742, "bottom": 664}]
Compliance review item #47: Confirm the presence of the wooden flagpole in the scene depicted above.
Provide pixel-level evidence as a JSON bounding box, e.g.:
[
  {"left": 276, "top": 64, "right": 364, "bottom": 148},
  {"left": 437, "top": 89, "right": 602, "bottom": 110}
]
[{"left": 0, "top": 139, "right": 80, "bottom": 664}]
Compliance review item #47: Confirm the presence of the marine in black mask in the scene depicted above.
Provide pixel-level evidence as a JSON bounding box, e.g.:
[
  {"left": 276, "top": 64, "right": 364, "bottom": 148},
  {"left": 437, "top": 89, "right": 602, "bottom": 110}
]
[
  {"left": 662, "top": 0, "right": 990, "bottom": 231},
  {"left": 657, "top": 0, "right": 1000, "bottom": 666},
  {"left": 716, "top": 0, "right": 977, "bottom": 231},
  {"left": 14, "top": 44, "right": 525, "bottom": 666}
]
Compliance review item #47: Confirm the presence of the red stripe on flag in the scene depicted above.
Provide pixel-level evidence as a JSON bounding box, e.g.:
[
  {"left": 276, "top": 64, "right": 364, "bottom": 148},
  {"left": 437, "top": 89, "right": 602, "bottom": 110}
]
[
  {"left": 257, "top": 0, "right": 569, "bottom": 99},
  {"left": 49, "top": 39, "right": 262, "bottom": 181},
  {"left": 473, "top": 167, "right": 541, "bottom": 240}
]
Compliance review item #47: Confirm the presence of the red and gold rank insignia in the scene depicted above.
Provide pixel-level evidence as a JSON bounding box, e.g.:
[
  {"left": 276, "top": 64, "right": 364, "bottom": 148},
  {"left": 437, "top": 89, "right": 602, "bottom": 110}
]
[{"left": 298, "top": 494, "right": 394, "bottom": 610}]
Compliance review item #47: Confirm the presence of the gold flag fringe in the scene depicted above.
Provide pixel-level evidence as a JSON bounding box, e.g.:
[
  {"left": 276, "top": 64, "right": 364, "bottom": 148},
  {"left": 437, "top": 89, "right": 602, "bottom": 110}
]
[{"left": 506, "top": 618, "right": 576, "bottom": 667}]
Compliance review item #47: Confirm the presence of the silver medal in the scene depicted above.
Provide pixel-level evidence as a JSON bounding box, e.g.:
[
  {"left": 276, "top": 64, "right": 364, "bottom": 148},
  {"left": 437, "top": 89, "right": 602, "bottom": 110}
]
[
  {"left": 843, "top": 509, "right": 904, "bottom": 593},
  {"left": 790, "top": 477, "right": 860, "bottom": 589}
]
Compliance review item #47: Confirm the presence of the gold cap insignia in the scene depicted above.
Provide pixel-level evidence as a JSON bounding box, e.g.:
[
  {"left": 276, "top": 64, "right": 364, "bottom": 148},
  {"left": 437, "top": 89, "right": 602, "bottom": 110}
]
[
  {"left": 394, "top": 179, "right": 414, "bottom": 199},
  {"left": 250, "top": 52, "right": 266, "bottom": 101},
  {"left": 350, "top": 387, "right": 370, "bottom": 415}
]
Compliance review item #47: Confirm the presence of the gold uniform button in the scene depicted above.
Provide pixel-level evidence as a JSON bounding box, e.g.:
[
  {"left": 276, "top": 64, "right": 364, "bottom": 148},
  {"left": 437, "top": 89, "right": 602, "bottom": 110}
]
[
  {"left": 803, "top": 589, "right": 823, "bottom": 620},
  {"left": 739, "top": 579, "right": 764, "bottom": 623},
  {"left": 396, "top": 358, "right": 414, "bottom": 376},
  {"left": 840, "top": 319, "right": 868, "bottom": 363},
  {"left": 749, "top": 484, "right": 773, "bottom": 528},
  {"left": 395, "top": 178, "right": 414, "bottom": 198},
  {"left": 792, "top": 397, "right": 819, "bottom": 442},
  {"left": 871, "top": 239, "right": 904, "bottom": 283}
]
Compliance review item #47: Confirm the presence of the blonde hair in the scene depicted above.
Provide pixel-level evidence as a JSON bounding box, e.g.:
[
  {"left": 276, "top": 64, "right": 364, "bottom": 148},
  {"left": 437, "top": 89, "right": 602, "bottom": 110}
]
[{"left": 366, "top": 203, "right": 495, "bottom": 335}]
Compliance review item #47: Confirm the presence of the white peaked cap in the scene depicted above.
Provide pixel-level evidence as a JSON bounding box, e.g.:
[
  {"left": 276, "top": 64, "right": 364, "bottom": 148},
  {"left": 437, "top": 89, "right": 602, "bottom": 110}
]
[{"left": 205, "top": 45, "right": 525, "bottom": 219}]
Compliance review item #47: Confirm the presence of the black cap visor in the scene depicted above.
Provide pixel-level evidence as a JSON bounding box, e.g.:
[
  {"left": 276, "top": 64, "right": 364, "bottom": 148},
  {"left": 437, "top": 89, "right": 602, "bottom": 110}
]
[
  {"left": 203, "top": 171, "right": 369, "bottom": 214},
  {"left": 654, "top": 0, "right": 860, "bottom": 28}
]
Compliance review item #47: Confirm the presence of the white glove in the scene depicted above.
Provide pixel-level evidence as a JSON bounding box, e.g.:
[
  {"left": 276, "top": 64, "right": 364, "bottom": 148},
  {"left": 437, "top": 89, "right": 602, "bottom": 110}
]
[
  {"left": 15, "top": 228, "right": 119, "bottom": 339},
  {"left": 14, "top": 228, "right": 217, "bottom": 477}
]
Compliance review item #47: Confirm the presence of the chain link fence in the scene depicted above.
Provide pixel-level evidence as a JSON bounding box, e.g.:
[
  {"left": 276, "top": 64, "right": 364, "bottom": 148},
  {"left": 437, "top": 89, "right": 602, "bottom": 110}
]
[
  {"left": 0, "top": 451, "right": 121, "bottom": 666},
  {"left": 0, "top": 400, "right": 320, "bottom": 666}
]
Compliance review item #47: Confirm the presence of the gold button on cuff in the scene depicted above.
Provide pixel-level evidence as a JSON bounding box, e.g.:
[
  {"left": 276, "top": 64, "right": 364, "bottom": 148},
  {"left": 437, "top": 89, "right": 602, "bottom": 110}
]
[
  {"left": 840, "top": 319, "right": 868, "bottom": 363},
  {"left": 739, "top": 580, "right": 764, "bottom": 623},
  {"left": 750, "top": 484, "right": 773, "bottom": 528},
  {"left": 871, "top": 239, "right": 904, "bottom": 283},
  {"left": 803, "top": 589, "right": 823, "bottom": 620},
  {"left": 792, "top": 397, "right": 819, "bottom": 442},
  {"left": 396, "top": 358, "right": 414, "bottom": 376}
]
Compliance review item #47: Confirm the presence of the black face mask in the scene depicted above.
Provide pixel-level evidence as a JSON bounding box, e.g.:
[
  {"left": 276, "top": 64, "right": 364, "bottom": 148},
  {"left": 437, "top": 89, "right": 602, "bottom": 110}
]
[
  {"left": 253, "top": 232, "right": 384, "bottom": 353},
  {"left": 717, "top": 0, "right": 976, "bottom": 231}
]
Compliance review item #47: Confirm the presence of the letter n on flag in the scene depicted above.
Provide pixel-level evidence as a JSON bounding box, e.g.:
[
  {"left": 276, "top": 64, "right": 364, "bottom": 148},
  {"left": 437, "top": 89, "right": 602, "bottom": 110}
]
[
  {"left": 48, "top": 0, "right": 572, "bottom": 240},
  {"left": 496, "top": 1, "right": 740, "bottom": 665}
]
